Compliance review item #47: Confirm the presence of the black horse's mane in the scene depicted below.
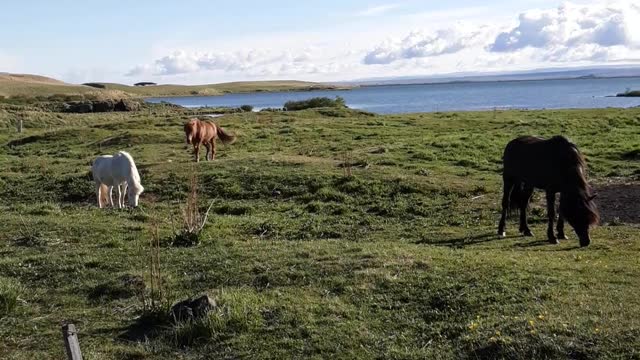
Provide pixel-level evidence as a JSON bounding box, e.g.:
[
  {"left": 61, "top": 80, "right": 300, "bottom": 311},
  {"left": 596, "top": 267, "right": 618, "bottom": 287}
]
[{"left": 550, "top": 136, "right": 600, "bottom": 225}]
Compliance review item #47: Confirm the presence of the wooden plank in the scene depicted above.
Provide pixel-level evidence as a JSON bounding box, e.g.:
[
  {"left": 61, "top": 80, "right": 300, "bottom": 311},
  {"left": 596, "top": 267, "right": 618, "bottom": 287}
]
[{"left": 61, "top": 323, "right": 83, "bottom": 360}]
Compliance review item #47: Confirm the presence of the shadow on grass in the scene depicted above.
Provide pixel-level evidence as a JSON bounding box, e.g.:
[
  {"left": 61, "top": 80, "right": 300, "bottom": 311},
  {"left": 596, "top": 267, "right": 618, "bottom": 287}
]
[
  {"left": 515, "top": 243, "right": 585, "bottom": 251},
  {"left": 416, "top": 232, "right": 516, "bottom": 248},
  {"left": 118, "top": 310, "right": 171, "bottom": 343}
]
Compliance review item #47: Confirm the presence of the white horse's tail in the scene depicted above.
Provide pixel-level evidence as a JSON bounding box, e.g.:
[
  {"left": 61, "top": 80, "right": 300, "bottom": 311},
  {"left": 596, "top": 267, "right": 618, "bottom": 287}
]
[{"left": 99, "top": 183, "right": 109, "bottom": 204}]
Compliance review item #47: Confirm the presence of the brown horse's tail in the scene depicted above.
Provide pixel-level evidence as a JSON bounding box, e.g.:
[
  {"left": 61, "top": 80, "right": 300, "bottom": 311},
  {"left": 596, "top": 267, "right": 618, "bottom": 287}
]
[{"left": 216, "top": 126, "right": 236, "bottom": 145}]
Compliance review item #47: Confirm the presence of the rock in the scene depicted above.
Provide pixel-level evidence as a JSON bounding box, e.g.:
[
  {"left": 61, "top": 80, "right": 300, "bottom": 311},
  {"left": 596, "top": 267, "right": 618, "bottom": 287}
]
[
  {"left": 170, "top": 295, "right": 217, "bottom": 322},
  {"left": 114, "top": 99, "right": 140, "bottom": 112},
  {"left": 92, "top": 99, "right": 115, "bottom": 112},
  {"left": 64, "top": 101, "right": 93, "bottom": 113}
]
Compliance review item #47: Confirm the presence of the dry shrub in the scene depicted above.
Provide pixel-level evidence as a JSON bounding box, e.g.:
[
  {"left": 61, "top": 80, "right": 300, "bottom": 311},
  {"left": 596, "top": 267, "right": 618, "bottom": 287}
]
[
  {"left": 85, "top": 90, "right": 131, "bottom": 101},
  {"left": 172, "top": 172, "right": 214, "bottom": 247}
]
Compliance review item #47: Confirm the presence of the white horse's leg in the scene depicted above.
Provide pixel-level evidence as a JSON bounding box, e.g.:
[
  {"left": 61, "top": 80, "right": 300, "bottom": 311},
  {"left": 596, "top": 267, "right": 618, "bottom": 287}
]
[
  {"left": 115, "top": 184, "right": 122, "bottom": 209},
  {"left": 96, "top": 183, "right": 103, "bottom": 208},
  {"left": 108, "top": 186, "right": 115, "bottom": 207},
  {"left": 120, "top": 183, "right": 128, "bottom": 208}
]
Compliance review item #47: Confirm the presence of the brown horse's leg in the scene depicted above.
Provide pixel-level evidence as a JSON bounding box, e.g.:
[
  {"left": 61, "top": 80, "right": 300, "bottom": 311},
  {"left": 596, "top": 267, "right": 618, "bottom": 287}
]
[
  {"left": 204, "top": 143, "right": 211, "bottom": 161},
  {"left": 211, "top": 139, "right": 217, "bottom": 160},
  {"left": 194, "top": 143, "right": 200, "bottom": 162},
  {"left": 557, "top": 213, "right": 568, "bottom": 240},
  {"left": 498, "top": 178, "right": 514, "bottom": 237},
  {"left": 545, "top": 191, "right": 559, "bottom": 244},
  {"left": 519, "top": 185, "right": 534, "bottom": 237}
]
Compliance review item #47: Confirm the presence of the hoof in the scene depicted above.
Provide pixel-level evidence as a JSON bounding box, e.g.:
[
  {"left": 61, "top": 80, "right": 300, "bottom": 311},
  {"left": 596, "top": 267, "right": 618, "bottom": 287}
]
[
  {"left": 557, "top": 234, "right": 568, "bottom": 240},
  {"left": 498, "top": 232, "right": 506, "bottom": 238},
  {"left": 548, "top": 238, "right": 560, "bottom": 245},
  {"left": 522, "top": 230, "right": 534, "bottom": 237}
]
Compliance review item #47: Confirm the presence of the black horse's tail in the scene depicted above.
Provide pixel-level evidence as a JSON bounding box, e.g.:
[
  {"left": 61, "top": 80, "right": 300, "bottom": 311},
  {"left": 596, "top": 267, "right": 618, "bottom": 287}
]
[{"left": 506, "top": 181, "right": 526, "bottom": 216}]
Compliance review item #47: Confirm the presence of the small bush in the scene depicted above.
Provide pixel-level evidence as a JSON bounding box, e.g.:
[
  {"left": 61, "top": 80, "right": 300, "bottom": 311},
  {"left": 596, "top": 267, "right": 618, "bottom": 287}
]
[
  {"left": 0, "top": 277, "right": 22, "bottom": 317},
  {"left": 260, "top": 107, "right": 283, "bottom": 112},
  {"left": 214, "top": 204, "right": 253, "bottom": 216},
  {"left": 83, "top": 82, "right": 106, "bottom": 89},
  {"left": 617, "top": 90, "right": 640, "bottom": 97},
  {"left": 172, "top": 291, "right": 264, "bottom": 347},
  {"left": 622, "top": 149, "right": 640, "bottom": 160},
  {"left": 283, "top": 96, "right": 347, "bottom": 111},
  {"left": 240, "top": 105, "right": 254, "bottom": 112}
]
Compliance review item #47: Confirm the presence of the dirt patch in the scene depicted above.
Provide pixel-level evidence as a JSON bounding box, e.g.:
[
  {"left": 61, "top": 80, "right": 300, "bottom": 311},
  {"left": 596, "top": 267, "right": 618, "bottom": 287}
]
[{"left": 595, "top": 181, "right": 640, "bottom": 224}]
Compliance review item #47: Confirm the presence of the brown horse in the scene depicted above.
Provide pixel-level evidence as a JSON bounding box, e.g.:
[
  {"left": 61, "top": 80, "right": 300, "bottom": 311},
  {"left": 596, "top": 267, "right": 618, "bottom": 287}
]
[
  {"left": 184, "top": 118, "right": 236, "bottom": 162},
  {"left": 497, "top": 136, "right": 599, "bottom": 247}
]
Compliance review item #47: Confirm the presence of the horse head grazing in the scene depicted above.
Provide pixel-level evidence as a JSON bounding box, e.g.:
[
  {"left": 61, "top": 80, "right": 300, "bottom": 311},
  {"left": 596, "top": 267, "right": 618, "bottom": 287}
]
[
  {"left": 560, "top": 191, "right": 599, "bottom": 247},
  {"left": 127, "top": 182, "right": 144, "bottom": 207},
  {"left": 558, "top": 141, "right": 600, "bottom": 247}
]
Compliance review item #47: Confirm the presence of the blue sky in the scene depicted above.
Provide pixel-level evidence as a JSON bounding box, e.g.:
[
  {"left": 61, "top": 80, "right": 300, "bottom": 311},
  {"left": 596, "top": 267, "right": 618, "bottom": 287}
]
[{"left": 1, "top": 0, "right": 639, "bottom": 84}]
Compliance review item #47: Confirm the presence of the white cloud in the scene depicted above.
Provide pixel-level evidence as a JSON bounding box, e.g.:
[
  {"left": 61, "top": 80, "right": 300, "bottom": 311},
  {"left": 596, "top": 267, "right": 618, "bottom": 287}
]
[
  {"left": 123, "top": 1, "right": 640, "bottom": 83},
  {"left": 126, "top": 47, "right": 362, "bottom": 81},
  {"left": 363, "top": 25, "right": 496, "bottom": 65},
  {"left": 357, "top": 4, "right": 400, "bottom": 17},
  {"left": 490, "top": 2, "right": 640, "bottom": 52},
  {"left": 362, "top": 1, "right": 640, "bottom": 70}
]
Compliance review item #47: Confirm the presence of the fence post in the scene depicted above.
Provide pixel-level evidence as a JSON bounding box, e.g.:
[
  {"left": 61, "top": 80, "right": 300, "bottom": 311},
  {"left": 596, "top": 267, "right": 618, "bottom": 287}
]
[{"left": 61, "top": 323, "right": 83, "bottom": 360}]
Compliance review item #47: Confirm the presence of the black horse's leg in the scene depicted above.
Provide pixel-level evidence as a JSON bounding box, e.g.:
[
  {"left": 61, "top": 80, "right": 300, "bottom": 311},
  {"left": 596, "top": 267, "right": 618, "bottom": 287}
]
[
  {"left": 519, "top": 185, "right": 534, "bottom": 237},
  {"left": 498, "top": 178, "right": 513, "bottom": 237},
  {"left": 546, "top": 191, "right": 559, "bottom": 244},
  {"left": 557, "top": 213, "right": 568, "bottom": 240}
]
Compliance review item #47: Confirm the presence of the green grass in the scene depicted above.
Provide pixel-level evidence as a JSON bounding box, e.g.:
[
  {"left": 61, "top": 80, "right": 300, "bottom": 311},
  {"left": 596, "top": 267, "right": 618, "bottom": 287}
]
[{"left": 0, "top": 104, "right": 639, "bottom": 359}]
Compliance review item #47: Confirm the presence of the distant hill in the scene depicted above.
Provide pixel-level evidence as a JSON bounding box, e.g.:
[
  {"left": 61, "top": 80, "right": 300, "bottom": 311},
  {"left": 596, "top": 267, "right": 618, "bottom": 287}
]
[
  {"left": 0, "top": 73, "right": 67, "bottom": 85},
  {"left": 0, "top": 73, "right": 99, "bottom": 97},
  {"left": 0, "top": 73, "right": 345, "bottom": 99},
  {"left": 91, "top": 81, "right": 345, "bottom": 97},
  {"left": 346, "top": 66, "right": 640, "bottom": 86}
]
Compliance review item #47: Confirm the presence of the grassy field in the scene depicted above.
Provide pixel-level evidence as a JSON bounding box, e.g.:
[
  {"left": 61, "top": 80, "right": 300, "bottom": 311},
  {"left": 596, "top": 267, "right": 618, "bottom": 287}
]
[
  {"left": 0, "top": 103, "right": 639, "bottom": 359},
  {"left": 0, "top": 73, "right": 345, "bottom": 98}
]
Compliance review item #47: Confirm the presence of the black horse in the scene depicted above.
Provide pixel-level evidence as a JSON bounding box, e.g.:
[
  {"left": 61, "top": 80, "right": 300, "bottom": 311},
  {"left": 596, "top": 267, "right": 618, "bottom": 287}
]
[{"left": 497, "top": 136, "right": 599, "bottom": 247}]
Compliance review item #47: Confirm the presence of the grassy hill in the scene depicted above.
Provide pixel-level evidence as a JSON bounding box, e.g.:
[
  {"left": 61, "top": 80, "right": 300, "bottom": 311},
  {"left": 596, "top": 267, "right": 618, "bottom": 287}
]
[
  {"left": 92, "top": 80, "right": 347, "bottom": 97},
  {"left": 0, "top": 73, "right": 346, "bottom": 98},
  {"left": 0, "top": 104, "right": 639, "bottom": 359},
  {"left": 0, "top": 73, "right": 99, "bottom": 98}
]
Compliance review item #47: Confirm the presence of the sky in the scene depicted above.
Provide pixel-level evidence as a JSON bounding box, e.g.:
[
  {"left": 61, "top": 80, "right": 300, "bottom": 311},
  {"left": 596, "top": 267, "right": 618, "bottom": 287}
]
[{"left": 1, "top": 0, "right": 639, "bottom": 84}]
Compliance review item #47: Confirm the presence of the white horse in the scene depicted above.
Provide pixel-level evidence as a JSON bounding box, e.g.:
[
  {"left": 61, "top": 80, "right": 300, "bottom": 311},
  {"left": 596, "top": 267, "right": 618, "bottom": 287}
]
[{"left": 92, "top": 151, "right": 144, "bottom": 208}]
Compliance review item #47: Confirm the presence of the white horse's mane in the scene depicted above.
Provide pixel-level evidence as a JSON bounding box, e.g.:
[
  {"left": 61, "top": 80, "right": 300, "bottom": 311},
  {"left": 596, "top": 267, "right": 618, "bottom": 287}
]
[{"left": 117, "top": 151, "right": 143, "bottom": 194}]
